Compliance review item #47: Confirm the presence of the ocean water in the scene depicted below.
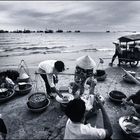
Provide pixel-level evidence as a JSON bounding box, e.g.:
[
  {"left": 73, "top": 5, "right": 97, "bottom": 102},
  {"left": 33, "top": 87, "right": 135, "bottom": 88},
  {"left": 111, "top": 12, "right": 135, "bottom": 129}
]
[{"left": 0, "top": 32, "right": 131, "bottom": 58}]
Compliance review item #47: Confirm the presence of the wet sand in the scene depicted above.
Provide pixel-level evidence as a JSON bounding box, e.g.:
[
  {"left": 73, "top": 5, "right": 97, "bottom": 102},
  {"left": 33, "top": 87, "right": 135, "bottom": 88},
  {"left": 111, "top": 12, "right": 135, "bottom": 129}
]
[{"left": 0, "top": 52, "right": 140, "bottom": 139}]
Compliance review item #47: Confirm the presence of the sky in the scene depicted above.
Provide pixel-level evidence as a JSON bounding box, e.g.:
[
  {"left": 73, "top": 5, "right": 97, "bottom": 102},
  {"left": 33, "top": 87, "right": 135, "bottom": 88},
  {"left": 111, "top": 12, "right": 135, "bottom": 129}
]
[{"left": 0, "top": 1, "right": 140, "bottom": 32}]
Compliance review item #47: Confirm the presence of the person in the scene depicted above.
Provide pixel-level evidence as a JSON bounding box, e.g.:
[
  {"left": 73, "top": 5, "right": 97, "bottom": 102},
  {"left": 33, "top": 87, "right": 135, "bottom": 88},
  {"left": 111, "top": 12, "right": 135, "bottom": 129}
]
[
  {"left": 125, "top": 90, "right": 140, "bottom": 117},
  {"left": 64, "top": 98, "right": 113, "bottom": 139},
  {"left": 109, "top": 41, "right": 122, "bottom": 66},
  {"left": 38, "top": 60, "right": 65, "bottom": 99},
  {"left": 0, "top": 71, "right": 15, "bottom": 89},
  {"left": 0, "top": 114, "right": 7, "bottom": 140},
  {"left": 71, "top": 55, "right": 96, "bottom": 97}
]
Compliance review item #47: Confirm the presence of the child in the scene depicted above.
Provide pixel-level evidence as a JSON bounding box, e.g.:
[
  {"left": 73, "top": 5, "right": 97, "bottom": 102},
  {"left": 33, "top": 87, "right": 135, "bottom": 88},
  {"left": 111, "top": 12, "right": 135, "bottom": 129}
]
[{"left": 64, "top": 98, "right": 113, "bottom": 139}]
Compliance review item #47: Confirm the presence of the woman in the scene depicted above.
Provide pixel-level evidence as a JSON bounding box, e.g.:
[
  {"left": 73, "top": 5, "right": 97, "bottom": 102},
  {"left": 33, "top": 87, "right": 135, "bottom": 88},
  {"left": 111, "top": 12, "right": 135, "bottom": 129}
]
[{"left": 71, "top": 55, "right": 96, "bottom": 97}]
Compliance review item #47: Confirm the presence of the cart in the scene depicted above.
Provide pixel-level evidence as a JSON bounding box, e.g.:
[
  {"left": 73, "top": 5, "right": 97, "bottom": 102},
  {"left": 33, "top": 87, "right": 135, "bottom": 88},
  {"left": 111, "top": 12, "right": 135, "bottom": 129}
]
[{"left": 117, "top": 34, "right": 140, "bottom": 67}]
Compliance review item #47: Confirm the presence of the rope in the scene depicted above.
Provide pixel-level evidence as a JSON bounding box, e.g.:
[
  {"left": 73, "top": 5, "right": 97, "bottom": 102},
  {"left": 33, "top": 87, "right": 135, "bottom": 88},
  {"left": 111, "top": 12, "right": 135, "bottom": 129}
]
[{"left": 33, "top": 73, "right": 46, "bottom": 94}]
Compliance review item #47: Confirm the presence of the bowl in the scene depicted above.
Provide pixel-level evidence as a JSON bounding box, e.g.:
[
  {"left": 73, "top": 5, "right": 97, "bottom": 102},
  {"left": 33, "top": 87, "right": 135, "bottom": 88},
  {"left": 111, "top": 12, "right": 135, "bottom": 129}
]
[
  {"left": 0, "top": 89, "right": 15, "bottom": 103},
  {"left": 94, "top": 70, "right": 107, "bottom": 81},
  {"left": 0, "top": 88, "right": 8, "bottom": 96},
  {"left": 108, "top": 90, "right": 127, "bottom": 103},
  {"left": 18, "top": 82, "right": 27, "bottom": 90},
  {"left": 27, "top": 98, "right": 50, "bottom": 113},
  {"left": 119, "top": 116, "right": 140, "bottom": 139},
  {"left": 56, "top": 93, "right": 74, "bottom": 111},
  {"left": 28, "top": 92, "right": 48, "bottom": 109},
  {"left": 14, "top": 83, "right": 32, "bottom": 95}
]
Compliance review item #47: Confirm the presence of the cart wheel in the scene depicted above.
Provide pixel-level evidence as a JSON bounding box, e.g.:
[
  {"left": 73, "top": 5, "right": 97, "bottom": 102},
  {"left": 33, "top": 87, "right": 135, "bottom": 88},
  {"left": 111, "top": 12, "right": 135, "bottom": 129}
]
[{"left": 130, "top": 61, "right": 139, "bottom": 67}]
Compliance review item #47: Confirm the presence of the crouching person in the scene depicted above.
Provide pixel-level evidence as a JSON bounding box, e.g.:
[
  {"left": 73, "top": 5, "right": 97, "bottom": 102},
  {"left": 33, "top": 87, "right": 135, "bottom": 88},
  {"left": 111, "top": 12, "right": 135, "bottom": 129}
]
[
  {"left": 64, "top": 98, "right": 113, "bottom": 139},
  {"left": 71, "top": 55, "right": 96, "bottom": 97}
]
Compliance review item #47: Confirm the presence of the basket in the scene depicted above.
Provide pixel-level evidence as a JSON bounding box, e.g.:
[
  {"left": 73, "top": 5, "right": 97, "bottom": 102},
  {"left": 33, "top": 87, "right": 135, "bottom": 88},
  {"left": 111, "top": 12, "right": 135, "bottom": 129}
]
[
  {"left": 14, "top": 83, "right": 32, "bottom": 95},
  {"left": 108, "top": 90, "right": 127, "bottom": 103},
  {"left": 94, "top": 70, "right": 107, "bottom": 81},
  {"left": 28, "top": 92, "right": 48, "bottom": 109},
  {"left": 27, "top": 98, "right": 50, "bottom": 113},
  {"left": 0, "top": 89, "right": 15, "bottom": 103}
]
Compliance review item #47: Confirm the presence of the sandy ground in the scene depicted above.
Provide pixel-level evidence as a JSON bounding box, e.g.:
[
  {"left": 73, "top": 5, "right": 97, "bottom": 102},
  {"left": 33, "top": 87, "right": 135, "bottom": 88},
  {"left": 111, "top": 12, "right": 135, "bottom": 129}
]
[{"left": 0, "top": 53, "right": 140, "bottom": 139}]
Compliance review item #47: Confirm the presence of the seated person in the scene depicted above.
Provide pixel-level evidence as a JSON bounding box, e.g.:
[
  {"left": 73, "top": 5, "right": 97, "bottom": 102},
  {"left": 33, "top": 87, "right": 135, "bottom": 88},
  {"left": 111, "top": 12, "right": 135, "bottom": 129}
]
[
  {"left": 0, "top": 114, "right": 7, "bottom": 140},
  {"left": 71, "top": 55, "right": 96, "bottom": 97},
  {"left": 125, "top": 90, "right": 140, "bottom": 117},
  {"left": 64, "top": 98, "right": 113, "bottom": 139}
]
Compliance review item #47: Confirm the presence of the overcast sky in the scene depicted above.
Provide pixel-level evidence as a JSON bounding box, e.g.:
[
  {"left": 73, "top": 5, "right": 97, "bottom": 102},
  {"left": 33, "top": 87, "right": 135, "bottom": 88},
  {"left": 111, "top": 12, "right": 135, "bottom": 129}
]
[{"left": 0, "top": 1, "right": 140, "bottom": 32}]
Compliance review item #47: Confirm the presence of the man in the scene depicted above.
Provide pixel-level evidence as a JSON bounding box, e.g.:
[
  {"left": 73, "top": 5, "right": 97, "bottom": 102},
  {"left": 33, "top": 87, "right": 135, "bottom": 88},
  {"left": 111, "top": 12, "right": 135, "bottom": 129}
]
[
  {"left": 109, "top": 41, "right": 122, "bottom": 66},
  {"left": 64, "top": 98, "right": 113, "bottom": 139},
  {"left": 38, "top": 60, "right": 65, "bottom": 99},
  {"left": 72, "top": 55, "right": 96, "bottom": 97}
]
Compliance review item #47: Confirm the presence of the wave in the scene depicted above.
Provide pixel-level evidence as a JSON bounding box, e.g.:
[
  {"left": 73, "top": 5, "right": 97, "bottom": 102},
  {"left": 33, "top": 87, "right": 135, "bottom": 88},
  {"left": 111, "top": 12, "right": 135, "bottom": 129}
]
[
  {"left": 0, "top": 45, "right": 114, "bottom": 58},
  {"left": 2, "top": 45, "right": 67, "bottom": 52}
]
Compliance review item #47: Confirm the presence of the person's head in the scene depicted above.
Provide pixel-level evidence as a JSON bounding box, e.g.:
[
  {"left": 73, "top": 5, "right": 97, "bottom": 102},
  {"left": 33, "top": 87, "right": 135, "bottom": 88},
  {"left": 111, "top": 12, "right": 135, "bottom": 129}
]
[
  {"left": 54, "top": 61, "right": 65, "bottom": 72},
  {"left": 65, "top": 98, "right": 86, "bottom": 123}
]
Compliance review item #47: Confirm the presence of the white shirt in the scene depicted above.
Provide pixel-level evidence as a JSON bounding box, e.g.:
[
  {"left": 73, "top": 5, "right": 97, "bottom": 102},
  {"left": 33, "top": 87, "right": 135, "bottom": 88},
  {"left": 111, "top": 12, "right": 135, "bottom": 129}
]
[
  {"left": 38, "top": 60, "right": 57, "bottom": 87},
  {"left": 64, "top": 119, "right": 106, "bottom": 139}
]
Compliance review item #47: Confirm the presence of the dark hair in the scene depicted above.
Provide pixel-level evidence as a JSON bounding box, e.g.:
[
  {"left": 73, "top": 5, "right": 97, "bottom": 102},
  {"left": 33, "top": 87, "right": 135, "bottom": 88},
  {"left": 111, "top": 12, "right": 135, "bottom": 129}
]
[
  {"left": 65, "top": 98, "right": 86, "bottom": 122},
  {"left": 54, "top": 61, "right": 65, "bottom": 72},
  {"left": 0, "top": 71, "right": 6, "bottom": 78}
]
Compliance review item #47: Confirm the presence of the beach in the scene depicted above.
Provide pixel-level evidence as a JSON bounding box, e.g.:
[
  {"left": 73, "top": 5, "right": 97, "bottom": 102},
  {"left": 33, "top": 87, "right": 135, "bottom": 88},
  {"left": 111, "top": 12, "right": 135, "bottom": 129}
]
[{"left": 0, "top": 32, "right": 140, "bottom": 139}]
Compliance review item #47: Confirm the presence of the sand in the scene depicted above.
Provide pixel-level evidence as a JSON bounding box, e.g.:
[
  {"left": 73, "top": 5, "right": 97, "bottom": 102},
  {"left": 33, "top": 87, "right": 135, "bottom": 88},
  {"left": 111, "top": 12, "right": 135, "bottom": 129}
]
[{"left": 0, "top": 52, "right": 140, "bottom": 139}]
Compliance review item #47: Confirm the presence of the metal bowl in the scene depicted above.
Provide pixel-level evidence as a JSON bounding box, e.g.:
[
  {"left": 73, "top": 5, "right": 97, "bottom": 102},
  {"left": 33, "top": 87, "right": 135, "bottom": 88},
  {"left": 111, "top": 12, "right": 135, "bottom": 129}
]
[
  {"left": 28, "top": 92, "right": 48, "bottom": 109},
  {"left": 56, "top": 93, "right": 74, "bottom": 111},
  {"left": 108, "top": 90, "right": 127, "bottom": 103}
]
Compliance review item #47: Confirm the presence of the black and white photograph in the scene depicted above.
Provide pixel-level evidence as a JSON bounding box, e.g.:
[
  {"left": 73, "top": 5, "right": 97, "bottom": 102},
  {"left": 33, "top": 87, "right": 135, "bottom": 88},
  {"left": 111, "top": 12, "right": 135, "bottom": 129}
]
[{"left": 0, "top": 1, "right": 140, "bottom": 139}]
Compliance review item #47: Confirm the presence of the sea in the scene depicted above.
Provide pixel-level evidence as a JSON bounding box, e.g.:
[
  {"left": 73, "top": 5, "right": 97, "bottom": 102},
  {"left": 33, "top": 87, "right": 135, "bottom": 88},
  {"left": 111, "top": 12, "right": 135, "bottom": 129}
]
[
  {"left": 0, "top": 31, "right": 138, "bottom": 68},
  {"left": 0, "top": 32, "right": 134, "bottom": 57}
]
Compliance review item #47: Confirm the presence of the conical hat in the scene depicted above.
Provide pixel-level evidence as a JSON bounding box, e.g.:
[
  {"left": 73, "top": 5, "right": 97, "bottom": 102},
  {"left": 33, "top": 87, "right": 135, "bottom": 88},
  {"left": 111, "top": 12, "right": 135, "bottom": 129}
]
[{"left": 76, "top": 55, "right": 96, "bottom": 69}]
